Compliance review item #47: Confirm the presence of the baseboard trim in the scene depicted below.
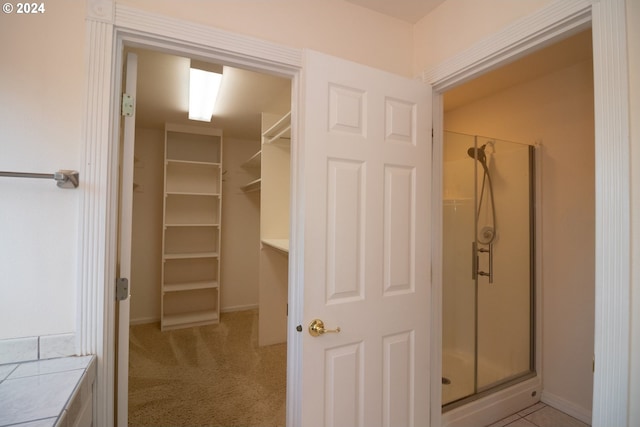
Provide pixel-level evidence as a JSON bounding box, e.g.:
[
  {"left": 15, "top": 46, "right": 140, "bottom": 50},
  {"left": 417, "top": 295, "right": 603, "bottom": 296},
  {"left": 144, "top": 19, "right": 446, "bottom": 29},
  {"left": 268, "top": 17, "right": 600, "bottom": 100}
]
[
  {"left": 221, "top": 304, "right": 259, "bottom": 313},
  {"left": 541, "top": 391, "right": 592, "bottom": 425},
  {"left": 129, "top": 306, "right": 260, "bottom": 325},
  {"left": 129, "top": 317, "right": 159, "bottom": 326}
]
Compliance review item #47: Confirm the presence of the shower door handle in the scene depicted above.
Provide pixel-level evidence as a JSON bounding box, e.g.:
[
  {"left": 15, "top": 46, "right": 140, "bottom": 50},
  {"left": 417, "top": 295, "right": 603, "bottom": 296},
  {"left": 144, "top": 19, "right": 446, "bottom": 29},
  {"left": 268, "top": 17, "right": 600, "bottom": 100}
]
[
  {"left": 472, "top": 242, "right": 494, "bottom": 284},
  {"left": 471, "top": 242, "right": 478, "bottom": 280},
  {"left": 478, "top": 244, "right": 493, "bottom": 284},
  {"left": 488, "top": 243, "right": 493, "bottom": 283}
]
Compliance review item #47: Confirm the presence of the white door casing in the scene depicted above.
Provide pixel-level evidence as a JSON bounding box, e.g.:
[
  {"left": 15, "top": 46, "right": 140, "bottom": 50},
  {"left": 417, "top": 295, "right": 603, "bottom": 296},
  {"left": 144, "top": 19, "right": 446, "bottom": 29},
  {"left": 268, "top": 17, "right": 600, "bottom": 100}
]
[
  {"left": 116, "top": 51, "right": 137, "bottom": 427},
  {"left": 300, "top": 50, "right": 432, "bottom": 427}
]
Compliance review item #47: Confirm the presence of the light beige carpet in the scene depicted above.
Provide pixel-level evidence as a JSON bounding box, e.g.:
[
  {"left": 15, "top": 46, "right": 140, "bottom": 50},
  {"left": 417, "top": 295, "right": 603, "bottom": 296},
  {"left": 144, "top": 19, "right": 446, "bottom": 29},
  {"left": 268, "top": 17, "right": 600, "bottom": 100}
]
[{"left": 128, "top": 309, "right": 286, "bottom": 427}]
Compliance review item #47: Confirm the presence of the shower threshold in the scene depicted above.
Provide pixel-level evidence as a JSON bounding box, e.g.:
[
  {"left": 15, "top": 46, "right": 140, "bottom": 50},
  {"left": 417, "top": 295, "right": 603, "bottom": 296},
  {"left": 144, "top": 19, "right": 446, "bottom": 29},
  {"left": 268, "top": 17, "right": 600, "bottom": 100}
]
[{"left": 442, "top": 371, "right": 537, "bottom": 413}]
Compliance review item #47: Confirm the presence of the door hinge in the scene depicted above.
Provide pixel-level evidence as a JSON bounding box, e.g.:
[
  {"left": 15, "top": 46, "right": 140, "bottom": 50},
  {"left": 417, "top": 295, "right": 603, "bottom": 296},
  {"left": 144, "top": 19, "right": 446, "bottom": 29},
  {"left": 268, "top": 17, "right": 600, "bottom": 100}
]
[
  {"left": 116, "top": 277, "right": 129, "bottom": 301},
  {"left": 121, "top": 93, "right": 135, "bottom": 117}
]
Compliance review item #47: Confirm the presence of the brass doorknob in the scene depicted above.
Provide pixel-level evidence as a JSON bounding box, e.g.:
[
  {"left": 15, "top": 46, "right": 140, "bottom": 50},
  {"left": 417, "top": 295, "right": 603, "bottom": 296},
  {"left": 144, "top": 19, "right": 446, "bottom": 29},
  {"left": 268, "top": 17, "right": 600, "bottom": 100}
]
[{"left": 308, "top": 319, "right": 341, "bottom": 337}]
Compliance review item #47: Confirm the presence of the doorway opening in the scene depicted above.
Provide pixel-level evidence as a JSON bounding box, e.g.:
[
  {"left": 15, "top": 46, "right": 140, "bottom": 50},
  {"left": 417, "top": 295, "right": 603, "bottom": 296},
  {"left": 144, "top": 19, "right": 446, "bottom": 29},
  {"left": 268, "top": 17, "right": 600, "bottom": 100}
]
[
  {"left": 123, "top": 46, "right": 292, "bottom": 426},
  {"left": 438, "top": 28, "right": 595, "bottom": 426}
]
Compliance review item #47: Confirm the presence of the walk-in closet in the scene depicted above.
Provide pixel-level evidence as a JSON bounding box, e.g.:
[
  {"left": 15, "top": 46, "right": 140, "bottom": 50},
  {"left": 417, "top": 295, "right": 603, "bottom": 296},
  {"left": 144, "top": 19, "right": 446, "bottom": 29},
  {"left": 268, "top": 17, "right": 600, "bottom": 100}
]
[{"left": 124, "top": 46, "right": 291, "bottom": 426}]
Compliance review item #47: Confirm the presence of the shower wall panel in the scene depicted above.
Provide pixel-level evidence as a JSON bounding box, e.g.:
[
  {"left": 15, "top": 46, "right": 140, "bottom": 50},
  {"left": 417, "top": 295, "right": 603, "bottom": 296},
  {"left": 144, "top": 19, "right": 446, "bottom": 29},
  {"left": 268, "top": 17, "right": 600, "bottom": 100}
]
[{"left": 476, "top": 139, "right": 532, "bottom": 389}]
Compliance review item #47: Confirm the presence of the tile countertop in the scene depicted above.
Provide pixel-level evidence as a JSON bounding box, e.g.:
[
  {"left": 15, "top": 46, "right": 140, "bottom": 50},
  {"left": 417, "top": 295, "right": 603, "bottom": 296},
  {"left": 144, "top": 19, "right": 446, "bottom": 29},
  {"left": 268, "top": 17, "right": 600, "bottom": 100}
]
[{"left": 0, "top": 355, "right": 96, "bottom": 427}]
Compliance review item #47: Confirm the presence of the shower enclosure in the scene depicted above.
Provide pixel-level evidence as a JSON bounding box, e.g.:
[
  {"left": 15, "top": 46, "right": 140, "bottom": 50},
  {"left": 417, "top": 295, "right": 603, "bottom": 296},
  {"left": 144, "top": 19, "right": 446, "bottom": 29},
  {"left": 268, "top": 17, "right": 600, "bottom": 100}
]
[{"left": 442, "top": 131, "right": 535, "bottom": 409}]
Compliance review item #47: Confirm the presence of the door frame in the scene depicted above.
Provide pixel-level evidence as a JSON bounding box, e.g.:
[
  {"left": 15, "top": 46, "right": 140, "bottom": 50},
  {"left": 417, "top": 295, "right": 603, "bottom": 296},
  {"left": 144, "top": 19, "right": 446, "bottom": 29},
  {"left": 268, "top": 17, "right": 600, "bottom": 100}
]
[
  {"left": 121, "top": 32, "right": 302, "bottom": 427},
  {"left": 425, "top": 0, "right": 630, "bottom": 426},
  {"left": 81, "top": 4, "right": 303, "bottom": 426},
  {"left": 79, "top": 1, "right": 630, "bottom": 426}
]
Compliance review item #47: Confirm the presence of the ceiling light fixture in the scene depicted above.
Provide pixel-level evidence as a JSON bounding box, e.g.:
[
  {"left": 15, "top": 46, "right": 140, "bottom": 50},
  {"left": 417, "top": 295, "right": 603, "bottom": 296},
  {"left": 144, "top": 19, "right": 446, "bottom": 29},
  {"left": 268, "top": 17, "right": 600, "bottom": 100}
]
[{"left": 188, "top": 67, "right": 223, "bottom": 122}]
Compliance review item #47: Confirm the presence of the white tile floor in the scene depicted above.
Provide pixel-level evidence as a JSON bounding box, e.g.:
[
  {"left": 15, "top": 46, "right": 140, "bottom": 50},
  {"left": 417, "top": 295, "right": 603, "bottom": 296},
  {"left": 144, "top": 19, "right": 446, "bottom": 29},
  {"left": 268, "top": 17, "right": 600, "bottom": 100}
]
[{"left": 486, "top": 402, "right": 590, "bottom": 427}]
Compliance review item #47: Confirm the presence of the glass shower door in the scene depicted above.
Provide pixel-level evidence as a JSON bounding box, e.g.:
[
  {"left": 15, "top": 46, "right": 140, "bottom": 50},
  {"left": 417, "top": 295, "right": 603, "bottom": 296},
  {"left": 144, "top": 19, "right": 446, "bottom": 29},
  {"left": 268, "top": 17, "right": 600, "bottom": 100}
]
[
  {"left": 442, "top": 131, "right": 535, "bottom": 408},
  {"left": 475, "top": 135, "right": 534, "bottom": 392}
]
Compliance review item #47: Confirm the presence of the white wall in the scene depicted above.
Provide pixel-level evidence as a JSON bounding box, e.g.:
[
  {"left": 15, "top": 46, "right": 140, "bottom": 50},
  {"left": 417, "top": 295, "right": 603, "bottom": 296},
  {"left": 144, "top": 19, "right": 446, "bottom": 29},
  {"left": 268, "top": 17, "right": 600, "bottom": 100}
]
[
  {"left": 130, "top": 128, "right": 164, "bottom": 324},
  {"left": 220, "top": 138, "right": 261, "bottom": 312},
  {"left": 118, "top": 0, "right": 414, "bottom": 77},
  {"left": 444, "top": 57, "right": 595, "bottom": 416},
  {"left": 412, "top": 0, "right": 553, "bottom": 75},
  {"left": 0, "top": 1, "right": 85, "bottom": 339}
]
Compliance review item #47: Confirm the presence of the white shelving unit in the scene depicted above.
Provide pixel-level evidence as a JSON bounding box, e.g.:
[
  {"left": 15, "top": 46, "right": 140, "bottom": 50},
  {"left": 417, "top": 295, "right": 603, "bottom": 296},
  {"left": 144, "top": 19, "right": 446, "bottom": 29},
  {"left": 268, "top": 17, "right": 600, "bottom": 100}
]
[
  {"left": 161, "top": 124, "right": 223, "bottom": 331},
  {"left": 239, "top": 111, "right": 290, "bottom": 193},
  {"left": 243, "top": 150, "right": 262, "bottom": 169},
  {"left": 263, "top": 111, "right": 291, "bottom": 145},
  {"left": 261, "top": 238, "right": 289, "bottom": 253},
  {"left": 260, "top": 111, "right": 290, "bottom": 251},
  {"left": 241, "top": 177, "right": 261, "bottom": 193}
]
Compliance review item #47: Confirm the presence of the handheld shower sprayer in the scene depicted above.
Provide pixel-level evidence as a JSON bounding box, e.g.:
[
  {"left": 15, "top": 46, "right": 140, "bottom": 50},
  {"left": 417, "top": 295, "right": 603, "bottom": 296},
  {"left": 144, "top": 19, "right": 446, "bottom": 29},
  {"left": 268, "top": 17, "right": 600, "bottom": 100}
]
[
  {"left": 467, "top": 144, "right": 488, "bottom": 166},
  {"left": 467, "top": 142, "right": 496, "bottom": 245}
]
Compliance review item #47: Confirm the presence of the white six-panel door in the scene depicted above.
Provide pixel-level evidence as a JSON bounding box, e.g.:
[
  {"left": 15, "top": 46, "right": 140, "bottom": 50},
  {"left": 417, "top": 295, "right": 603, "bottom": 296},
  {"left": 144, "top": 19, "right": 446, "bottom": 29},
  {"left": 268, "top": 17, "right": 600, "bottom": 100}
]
[{"left": 300, "top": 50, "right": 432, "bottom": 427}]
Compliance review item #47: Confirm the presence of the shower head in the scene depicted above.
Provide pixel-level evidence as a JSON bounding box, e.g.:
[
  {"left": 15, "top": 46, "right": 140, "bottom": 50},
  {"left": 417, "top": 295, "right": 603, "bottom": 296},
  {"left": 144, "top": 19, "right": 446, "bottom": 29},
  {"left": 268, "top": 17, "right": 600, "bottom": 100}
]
[{"left": 467, "top": 144, "right": 487, "bottom": 164}]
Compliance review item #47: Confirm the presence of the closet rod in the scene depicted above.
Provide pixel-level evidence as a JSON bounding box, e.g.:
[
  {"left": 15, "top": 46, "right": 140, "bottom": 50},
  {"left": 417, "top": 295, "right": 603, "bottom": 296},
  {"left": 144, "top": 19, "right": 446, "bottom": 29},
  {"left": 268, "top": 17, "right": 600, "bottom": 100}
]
[{"left": 0, "top": 170, "right": 80, "bottom": 189}]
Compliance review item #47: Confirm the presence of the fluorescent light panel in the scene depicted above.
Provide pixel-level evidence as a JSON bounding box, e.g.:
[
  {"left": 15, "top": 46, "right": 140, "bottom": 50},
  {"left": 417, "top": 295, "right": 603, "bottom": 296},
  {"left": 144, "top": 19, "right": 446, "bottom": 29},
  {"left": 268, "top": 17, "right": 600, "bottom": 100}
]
[{"left": 189, "top": 67, "right": 222, "bottom": 122}]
